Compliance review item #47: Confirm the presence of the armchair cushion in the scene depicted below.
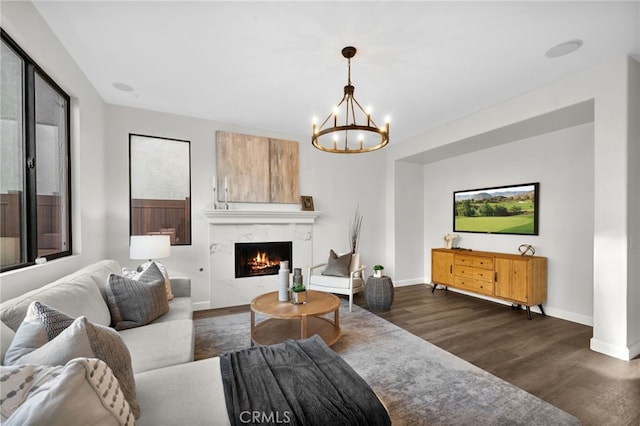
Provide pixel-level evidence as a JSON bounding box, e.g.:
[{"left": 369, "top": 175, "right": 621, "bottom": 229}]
[
  {"left": 308, "top": 275, "right": 365, "bottom": 290},
  {"left": 322, "top": 250, "right": 352, "bottom": 277}
]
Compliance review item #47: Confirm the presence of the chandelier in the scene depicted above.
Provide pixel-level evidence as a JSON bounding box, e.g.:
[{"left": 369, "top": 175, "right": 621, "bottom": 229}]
[{"left": 312, "top": 46, "right": 389, "bottom": 154}]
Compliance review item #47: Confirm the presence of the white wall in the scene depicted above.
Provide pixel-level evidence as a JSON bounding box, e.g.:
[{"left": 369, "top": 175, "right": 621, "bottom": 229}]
[
  {"left": 0, "top": 1, "right": 107, "bottom": 300},
  {"left": 627, "top": 58, "right": 640, "bottom": 354},
  {"left": 421, "top": 123, "right": 594, "bottom": 324},
  {"left": 105, "top": 105, "right": 387, "bottom": 309},
  {"left": 393, "top": 161, "right": 424, "bottom": 284}
]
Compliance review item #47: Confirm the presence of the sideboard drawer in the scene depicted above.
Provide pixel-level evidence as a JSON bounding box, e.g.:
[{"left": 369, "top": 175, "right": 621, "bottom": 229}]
[
  {"left": 455, "top": 255, "right": 493, "bottom": 269},
  {"left": 455, "top": 265, "right": 493, "bottom": 283},
  {"left": 454, "top": 275, "right": 493, "bottom": 295}
]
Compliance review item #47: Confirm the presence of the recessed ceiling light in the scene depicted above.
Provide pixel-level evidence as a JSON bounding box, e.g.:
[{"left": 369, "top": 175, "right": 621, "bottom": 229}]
[
  {"left": 113, "top": 82, "right": 134, "bottom": 92},
  {"left": 545, "top": 39, "right": 583, "bottom": 58}
]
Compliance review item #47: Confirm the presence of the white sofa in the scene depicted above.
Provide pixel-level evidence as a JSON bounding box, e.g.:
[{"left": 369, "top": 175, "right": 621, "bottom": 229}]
[
  {"left": 0, "top": 259, "right": 194, "bottom": 374},
  {"left": 0, "top": 259, "right": 225, "bottom": 425}
]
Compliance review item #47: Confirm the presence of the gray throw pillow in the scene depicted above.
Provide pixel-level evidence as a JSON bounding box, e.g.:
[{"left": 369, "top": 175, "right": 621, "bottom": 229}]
[
  {"left": 106, "top": 262, "right": 169, "bottom": 330},
  {"left": 7, "top": 316, "right": 140, "bottom": 418},
  {"left": 4, "top": 301, "right": 74, "bottom": 365},
  {"left": 137, "top": 261, "right": 174, "bottom": 301},
  {"left": 322, "top": 250, "right": 353, "bottom": 277}
]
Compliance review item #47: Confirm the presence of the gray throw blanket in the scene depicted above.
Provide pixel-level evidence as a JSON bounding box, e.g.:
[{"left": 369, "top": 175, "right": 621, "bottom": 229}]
[{"left": 220, "top": 335, "right": 391, "bottom": 426}]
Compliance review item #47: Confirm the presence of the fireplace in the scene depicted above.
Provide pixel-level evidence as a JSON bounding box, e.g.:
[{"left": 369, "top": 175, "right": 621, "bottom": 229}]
[{"left": 235, "top": 241, "right": 292, "bottom": 278}]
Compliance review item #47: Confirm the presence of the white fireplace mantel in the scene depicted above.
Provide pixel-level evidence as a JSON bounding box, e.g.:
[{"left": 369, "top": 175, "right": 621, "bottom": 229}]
[{"left": 203, "top": 209, "right": 321, "bottom": 225}]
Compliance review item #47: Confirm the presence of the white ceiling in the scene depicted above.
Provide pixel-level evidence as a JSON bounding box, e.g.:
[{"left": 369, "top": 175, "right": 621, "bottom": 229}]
[{"left": 33, "top": 1, "right": 640, "bottom": 145}]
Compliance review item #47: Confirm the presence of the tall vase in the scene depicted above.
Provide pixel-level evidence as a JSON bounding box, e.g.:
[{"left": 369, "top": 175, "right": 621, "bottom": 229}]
[{"left": 278, "top": 261, "right": 290, "bottom": 302}]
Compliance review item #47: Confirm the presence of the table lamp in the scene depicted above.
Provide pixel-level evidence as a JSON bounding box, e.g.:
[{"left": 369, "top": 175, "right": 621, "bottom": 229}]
[{"left": 130, "top": 235, "right": 171, "bottom": 262}]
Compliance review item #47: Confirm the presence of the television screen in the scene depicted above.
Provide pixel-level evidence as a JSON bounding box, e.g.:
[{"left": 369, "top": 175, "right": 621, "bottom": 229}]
[{"left": 453, "top": 183, "right": 539, "bottom": 235}]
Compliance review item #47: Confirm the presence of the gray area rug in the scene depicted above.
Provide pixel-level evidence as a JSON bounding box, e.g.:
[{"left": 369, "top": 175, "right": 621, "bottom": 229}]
[{"left": 200, "top": 301, "right": 581, "bottom": 425}]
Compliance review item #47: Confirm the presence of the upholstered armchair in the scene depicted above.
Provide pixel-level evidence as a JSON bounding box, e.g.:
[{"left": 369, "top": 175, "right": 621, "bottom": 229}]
[{"left": 307, "top": 251, "right": 366, "bottom": 312}]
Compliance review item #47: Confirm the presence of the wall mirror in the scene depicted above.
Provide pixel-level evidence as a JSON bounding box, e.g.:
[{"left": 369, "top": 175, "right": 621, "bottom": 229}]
[{"left": 129, "top": 134, "right": 191, "bottom": 245}]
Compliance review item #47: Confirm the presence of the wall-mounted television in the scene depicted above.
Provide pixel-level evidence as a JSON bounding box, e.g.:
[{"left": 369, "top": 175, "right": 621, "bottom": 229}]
[{"left": 453, "top": 182, "right": 539, "bottom": 235}]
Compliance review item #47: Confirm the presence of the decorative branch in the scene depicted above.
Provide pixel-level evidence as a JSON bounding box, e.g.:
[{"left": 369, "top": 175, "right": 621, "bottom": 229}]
[{"left": 349, "top": 206, "right": 363, "bottom": 254}]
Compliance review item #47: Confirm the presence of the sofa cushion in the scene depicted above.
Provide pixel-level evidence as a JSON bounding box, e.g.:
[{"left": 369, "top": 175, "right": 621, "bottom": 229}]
[
  {"left": 0, "top": 358, "right": 133, "bottom": 426},
  {"left": 0, "top": 277, "right": 111, "bottom": 332},
  {"left": 1, "top": 322, "right": 15, "bottom": 365},
  {"left": 48, "top": 259, "right": 122, "bottom": 305},
  {"left": 151, "top": 297, "right": 192, "bottom": 323},
  {"left": 322, "top": 250, "right": 352, "bottom": 277},
  {"left": 4, "top": 302, "right": 74, "bottom": 365},
  {"left": 7, "top": 316, "right": 139, "bottom": 418},
  {"left": 134, "top": 357, "right": 229, "bottom": 426},
  {"left": 106, "top": 263, "right": 169, "bottom": 331},
  {"left": 118, "top": 319, "right": 194, "bottom": 374}
]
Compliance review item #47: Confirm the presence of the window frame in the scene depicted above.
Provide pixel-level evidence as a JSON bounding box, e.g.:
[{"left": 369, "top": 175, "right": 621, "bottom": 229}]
[{"left": 1, "top": 28, "right": 72, "bottom": 272}]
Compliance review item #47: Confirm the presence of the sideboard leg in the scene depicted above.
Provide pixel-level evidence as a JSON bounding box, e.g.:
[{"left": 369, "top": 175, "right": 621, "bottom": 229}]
[
  {"left": 539, "top": 304, "right": 546, "bottom": 316},
  {"left": 431, "top": 283, "right": 437, "bottom": 293},
  {"left": 526, "top": 306, "right": 532, "bottom": 320}
]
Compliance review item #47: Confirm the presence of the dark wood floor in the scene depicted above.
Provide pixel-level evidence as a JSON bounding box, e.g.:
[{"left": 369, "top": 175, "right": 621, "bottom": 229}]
[{"left": 194, "top": 284, "right": 640, "bottom": 426}]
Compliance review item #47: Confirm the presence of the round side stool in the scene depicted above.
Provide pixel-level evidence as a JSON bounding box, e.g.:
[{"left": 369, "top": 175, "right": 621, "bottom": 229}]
[{"left": 365, "top": 275, "right": 394, "bottom": 311}]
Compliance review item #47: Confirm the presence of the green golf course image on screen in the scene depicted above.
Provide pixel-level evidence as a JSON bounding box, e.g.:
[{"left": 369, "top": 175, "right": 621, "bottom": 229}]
[{"left": 453, "top": 183, "right": 539, "bottom": 235}]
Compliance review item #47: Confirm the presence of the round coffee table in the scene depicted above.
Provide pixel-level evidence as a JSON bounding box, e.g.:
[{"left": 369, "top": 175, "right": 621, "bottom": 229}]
[{"left": 250, "top": 290, "right": 341, "bottom": 346}]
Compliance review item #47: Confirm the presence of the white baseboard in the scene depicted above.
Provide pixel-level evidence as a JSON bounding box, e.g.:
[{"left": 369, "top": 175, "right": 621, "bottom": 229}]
[
  {"left": 433, "top": 285, "right": 594, "bottom": 325},
  {"left": 192, "top": 301, "right": 211, "bottom": 311},
  {"left": 590, "top": 337, "right": 636, "bottom": 361},
  {"left": 392, "top": 277, "right": 425, "bottom": 287}
]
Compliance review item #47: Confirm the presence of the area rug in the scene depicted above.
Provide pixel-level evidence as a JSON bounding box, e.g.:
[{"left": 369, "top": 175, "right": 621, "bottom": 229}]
[{"left": 195, "top": 301, "right": 581, "bottom": 426}]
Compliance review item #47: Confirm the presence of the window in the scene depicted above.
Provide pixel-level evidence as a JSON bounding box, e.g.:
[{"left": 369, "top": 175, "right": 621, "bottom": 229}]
[
  {"left": 129, "top": 134, "right": 191, "bottom": 245},
  {"left": 1, "top": 29, "right": 71, "bottom": 271}
]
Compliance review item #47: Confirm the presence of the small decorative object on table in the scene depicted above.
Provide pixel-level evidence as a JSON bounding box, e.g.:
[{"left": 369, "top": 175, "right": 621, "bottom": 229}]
[
  {"left": 300, "top": 196, "right": 315, "bottom": 211},
  {"left": 373, "top": 264, "right": 384, "bottom": 278},
  {"left": 278, "top": 261, "right": 290, "bottom": 302},
  {"left": 365, "top": 275, "right": 394, "bottom": 311},
  {"left": 518, "top": 244, "right": 536, "bottom": 256},
  {"left": 444, "top": 233, "right": 459, "bottom": 249},
  {"left": 291, "top": 268, "right": 306, "bottom": 304}
]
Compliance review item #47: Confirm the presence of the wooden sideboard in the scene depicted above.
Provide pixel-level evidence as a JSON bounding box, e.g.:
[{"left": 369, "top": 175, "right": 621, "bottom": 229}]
[{"left": 431, "top": 248, "right": 547, "bottom": 319}]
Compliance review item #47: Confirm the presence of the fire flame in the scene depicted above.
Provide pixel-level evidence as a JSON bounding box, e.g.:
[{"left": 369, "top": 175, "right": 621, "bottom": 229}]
[{"left": 250, "top": 251, "right": 279, "bottom": 271}]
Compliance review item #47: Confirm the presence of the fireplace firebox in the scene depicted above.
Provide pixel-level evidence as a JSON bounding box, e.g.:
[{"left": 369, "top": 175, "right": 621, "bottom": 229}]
[{"left": 235, "top": 241, "right": 292, "bottom": 278}]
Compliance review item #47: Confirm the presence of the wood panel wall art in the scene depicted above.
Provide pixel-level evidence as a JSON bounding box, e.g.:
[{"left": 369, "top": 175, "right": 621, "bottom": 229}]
[{"left": 216, "top": 131, "right": 299, "bottom": 203}]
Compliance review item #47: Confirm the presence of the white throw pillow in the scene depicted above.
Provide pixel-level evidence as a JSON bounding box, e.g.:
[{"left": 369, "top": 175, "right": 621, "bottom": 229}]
[
  {"left": 0, "top": 358, "right": 133, "bottom": 426},
  {"left": 7, "top": 316, "right": 140, "bottom": 418},
  {"left": 4, "top": 301, "right": 74, "bottom": 365}
]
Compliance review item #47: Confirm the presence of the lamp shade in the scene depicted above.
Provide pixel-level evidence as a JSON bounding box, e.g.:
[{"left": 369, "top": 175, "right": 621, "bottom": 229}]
[{"left": 130, "top": 235, "right": 171, "bottom": 260}]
